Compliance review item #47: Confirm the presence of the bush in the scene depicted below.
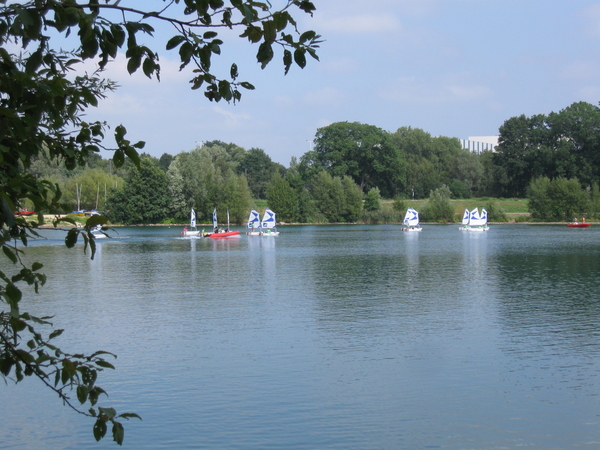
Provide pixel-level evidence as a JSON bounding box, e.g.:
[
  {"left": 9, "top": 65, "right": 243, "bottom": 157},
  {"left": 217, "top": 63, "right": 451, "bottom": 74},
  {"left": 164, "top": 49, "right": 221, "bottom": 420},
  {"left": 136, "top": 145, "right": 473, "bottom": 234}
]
[
  {"left": 420, "top": 185, "right": 455, "bottom": 222},
  {"left": 449, "top": 180, "right": 471, "bottom": 199},
  {"left": 392, "top": 196, "right": 406, "bottom": 212},
  {"left": 363, "top": 187, "right": 382, "bottom": 211},
  {"left": 485, "top": 201, "right": 507, "bottom": 222},
  {"left": 527, "top": 177, "right": 587, "bottom": 221}
]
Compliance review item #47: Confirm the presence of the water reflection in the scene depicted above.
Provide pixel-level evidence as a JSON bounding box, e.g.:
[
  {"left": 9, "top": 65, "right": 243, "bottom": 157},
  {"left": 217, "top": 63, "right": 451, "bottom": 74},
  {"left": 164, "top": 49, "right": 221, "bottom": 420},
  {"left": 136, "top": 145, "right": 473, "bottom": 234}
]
[{"left": 3, "top": 225, "right": 600, "bottom": 450}]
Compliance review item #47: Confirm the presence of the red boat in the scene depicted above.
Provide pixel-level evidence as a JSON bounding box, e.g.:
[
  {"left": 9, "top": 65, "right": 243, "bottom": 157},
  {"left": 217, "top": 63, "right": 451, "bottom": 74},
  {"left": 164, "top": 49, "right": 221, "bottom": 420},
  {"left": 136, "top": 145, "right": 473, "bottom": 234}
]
[
  {"left": 14, "top": 210, "right": 36, "bottom": 216},
  {"left": 567, "top": 222, "right": 590, "bottom": 228},
  {"left": 205, "top": 230, "right": 241, "bottom": 239}
]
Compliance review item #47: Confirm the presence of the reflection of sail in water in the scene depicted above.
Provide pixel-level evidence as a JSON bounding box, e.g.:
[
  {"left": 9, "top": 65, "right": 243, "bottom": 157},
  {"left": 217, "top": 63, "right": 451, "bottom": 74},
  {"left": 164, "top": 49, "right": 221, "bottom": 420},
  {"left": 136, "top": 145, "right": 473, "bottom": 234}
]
[
  {"left": 461, "top": 230, "right": 488, "bottom": 287},
  {"left": 403, "top": 231, "right": 420, "bottom": 284},
  {"left": 209, "top": 237, "right": 240, "bottom": 251}
]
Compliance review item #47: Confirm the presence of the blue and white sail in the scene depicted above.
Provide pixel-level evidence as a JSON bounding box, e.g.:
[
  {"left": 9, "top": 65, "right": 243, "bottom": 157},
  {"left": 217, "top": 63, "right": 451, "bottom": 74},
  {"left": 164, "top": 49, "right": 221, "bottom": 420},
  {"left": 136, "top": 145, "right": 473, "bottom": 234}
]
[
  {"left": 469, "top": 207, "right": 486, "bottom": 227},
  {"left": 212, "top": 208, "right": 218, "bottom": 230},
  {"left": 261, "top": 208, "right": 276, "bottom": 229},
  {"left": 247, "top": 209, "right": 260, "bottom": 229},
  {"left": 190, "top": 208, "right": 196, "bottom": 228},
  {"left": 480, "top": 208, "right": 488, "bottom": 224},
  {"left": 402, "top": 207, "right": 422, "bottom": 231},
  {"left": 403, "top": 208, "right": 420, "bottom": 227},
  {"left": 462, "top": 208, "right": 470, "bottom": 226}
]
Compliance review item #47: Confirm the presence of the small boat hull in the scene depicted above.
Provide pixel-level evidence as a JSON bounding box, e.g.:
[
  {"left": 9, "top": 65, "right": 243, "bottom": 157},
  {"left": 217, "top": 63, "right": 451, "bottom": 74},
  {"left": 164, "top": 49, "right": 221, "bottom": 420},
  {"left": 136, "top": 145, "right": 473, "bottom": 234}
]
[
  {"left": 460, "top": 225, "right": 489, "bottom": 231},
  {"left": 182, "top": 230, "right": 201, "bottom": 237},
  {"left": 567, "top": 223, "right": 590, "bottom": 228},
  {"left": 402, "top": 226, "right": 422, "bottom": 232},
  {"left": 207, "top": 230, "right": 241, "bottom": 238}
]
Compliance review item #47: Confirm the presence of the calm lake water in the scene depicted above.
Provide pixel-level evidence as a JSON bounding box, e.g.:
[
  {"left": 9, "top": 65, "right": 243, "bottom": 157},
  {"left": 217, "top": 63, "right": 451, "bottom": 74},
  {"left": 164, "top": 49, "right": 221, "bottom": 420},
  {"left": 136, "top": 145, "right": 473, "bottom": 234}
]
[{"left": 1, "top": 224, "right": 600, "bottom": 449}]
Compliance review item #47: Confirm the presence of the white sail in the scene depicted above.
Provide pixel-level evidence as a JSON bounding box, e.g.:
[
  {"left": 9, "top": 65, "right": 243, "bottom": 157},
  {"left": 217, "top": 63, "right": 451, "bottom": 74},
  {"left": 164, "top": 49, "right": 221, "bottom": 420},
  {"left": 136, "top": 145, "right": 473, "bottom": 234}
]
[
  {"left": 190, "top": 208, "right": 196, "bottom": 228},
  {"left": 261, "top": 208, "right": 276, "bottom": 229},
  {"left": 480, "top": 208, "right": 488, "bottom": 224},
  {"left": 247, "top": 209, "right": 260, "bottom": 229},
  {"left": 462, "top": 208, "right": 470, "bottom": 225},
  {"left": 469, "top": 207, "right": 486, "bottom": 227},
  {"left": 403, "top": 208, "right": 419, "bottom": 227},
  {"left": 212, "top": 208, "right": 218, "bottom": 229}
]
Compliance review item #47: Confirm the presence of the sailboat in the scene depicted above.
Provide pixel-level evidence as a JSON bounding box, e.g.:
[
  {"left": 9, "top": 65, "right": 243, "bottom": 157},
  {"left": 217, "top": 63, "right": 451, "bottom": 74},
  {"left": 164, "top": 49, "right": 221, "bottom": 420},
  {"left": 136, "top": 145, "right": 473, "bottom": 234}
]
[
  {"left": 182, "top": 208, "right": 201, "bottom": 237},
  {"left": 204, "top": 208, "right": 240, "bottom": 238},
  {"left": 460, "top": 207, "right": 489, "bottom": 231},
  {"left": 247, "top": 209, "right": 262, "bottom": 235},
  {"left": 402, "top": 207, "right": 422, "bottom": 231},
  {"left": 459, "top": 208, "right": 470, "bottom": 230},
  {"left": 260, "top": 208, "right": 279, "bottom": 236}
]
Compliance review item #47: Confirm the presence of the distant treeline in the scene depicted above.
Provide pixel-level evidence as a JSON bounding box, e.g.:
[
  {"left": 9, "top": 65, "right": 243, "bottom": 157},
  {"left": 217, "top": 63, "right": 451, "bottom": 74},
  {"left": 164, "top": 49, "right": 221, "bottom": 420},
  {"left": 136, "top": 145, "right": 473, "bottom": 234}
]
[{"left": 27, "top": 101, "right": 600, "bottom": 223}]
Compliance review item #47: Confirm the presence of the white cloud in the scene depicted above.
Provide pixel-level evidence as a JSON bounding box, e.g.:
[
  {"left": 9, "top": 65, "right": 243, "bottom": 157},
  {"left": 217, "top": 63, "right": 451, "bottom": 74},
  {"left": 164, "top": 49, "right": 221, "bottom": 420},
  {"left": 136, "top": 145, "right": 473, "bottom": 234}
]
[
  {"left": 303, "top": 87, "right": 347, "bottom": 106},
  {"left": 384, "top": 75, "right": 492, "bottom": 104},
  {"left": 212, "top": 105, "right": 251, "bottom": 122}
]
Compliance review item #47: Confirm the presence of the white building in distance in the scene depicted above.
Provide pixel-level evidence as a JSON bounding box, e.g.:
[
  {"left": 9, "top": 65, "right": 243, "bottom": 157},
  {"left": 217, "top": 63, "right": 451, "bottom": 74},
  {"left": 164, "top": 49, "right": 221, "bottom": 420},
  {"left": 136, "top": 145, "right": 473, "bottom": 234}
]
[{"left": 461, "top": 136, "right": 499, "bottom": 153}]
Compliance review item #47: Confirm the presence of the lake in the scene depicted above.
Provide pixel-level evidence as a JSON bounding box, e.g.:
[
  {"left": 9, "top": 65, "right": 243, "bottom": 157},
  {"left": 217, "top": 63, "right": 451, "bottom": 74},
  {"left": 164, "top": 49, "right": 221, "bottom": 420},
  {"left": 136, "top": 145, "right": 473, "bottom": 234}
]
[{"left": 1, "top": 224, "right": 600, "bottom": 449}]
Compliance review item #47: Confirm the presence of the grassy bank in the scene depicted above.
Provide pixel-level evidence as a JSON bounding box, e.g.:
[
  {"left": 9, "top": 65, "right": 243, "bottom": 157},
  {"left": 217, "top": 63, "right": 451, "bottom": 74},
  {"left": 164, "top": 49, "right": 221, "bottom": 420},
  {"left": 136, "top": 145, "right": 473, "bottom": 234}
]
[{"left": 382, "top": 198, "right": 529, "bottom": 217}]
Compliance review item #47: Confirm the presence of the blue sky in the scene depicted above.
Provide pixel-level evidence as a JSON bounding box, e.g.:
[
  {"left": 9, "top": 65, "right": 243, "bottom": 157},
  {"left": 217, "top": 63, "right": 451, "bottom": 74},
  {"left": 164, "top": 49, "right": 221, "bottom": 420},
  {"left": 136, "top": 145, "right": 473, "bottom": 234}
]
[{"left": 87, "top": 0, "right": 600, "bottom": 166}]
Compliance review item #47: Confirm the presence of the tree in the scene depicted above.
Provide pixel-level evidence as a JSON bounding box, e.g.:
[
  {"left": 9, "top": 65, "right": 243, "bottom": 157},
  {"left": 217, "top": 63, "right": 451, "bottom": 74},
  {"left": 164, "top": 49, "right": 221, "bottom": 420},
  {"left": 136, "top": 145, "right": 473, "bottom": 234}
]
[
  {"left": 308, "top": 171, "right": 345, "bottom": 222},
  {"left": 363, "top": 187, "right": 382, "bottom": 211},
  {"left": 266, "top": 173, "right": 299, "bottom": 222},
  {"left": 303, "top": 121, "right": 406, "bottom": 197},
  {"left": 527, "top": 177, "right": 588, "bottom": 221},
  {"left": 341, "top": 176, "right": 363, "bottom": 222},
  {"left": 167, "top": 143, "right": 252, "bottom": 222},
  {"left": 420, "top": 185, "right": 455, "bottom": 222},
  {"left": 492, "top": 102, "right": 600, "bottom": 197},
  {"left": 390, "top": 127, "right": 468, "bottom": 199},
  {"left": 239, "top": 148, "right": 277, "bottom": 199},
  {"left": 1, "top": 0, "right": 320, "bottom": 444},
  {"left": 158, "top": 153, "right": 175, "bottom": 173},
  {"left": 107, "top": 157, "right": 172, "bottom": 224}
]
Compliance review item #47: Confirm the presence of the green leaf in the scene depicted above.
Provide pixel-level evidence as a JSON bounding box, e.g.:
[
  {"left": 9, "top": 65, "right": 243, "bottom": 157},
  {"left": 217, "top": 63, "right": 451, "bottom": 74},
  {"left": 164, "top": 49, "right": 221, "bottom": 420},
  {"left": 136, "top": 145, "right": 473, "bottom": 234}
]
[
  {"left": 230, "top": 63, "right": 238, "bottom": 80},
  {"left": 112, "top": 421, "right": 125, "bottom": 445},
  {"left": 118, "top": 413, "right": 142, "bottom": 421},
  {"left": 2, "top": 245, "right": 17, "bottom": 264},
  {"left": 283, "top": 49, "right": 292, "bottom": 75},
  {"left": 99, "top": 407, "right": 117, "bottom": 419},
  {"left": 93, "top": 418, "right": 107, "bottom": 442},
  {"left": 294, "top": 48, "right": 306, "bottom": 68},
  {"left": 113, "top": 150, "right": 125, "bottom": 168},
  {"left": 96, "top": 360, "right": 116, "bottom": 370},
  {"left": 77, "top": 385, "right": 89, "bottom": 404},
  {"left": 127, "top": 54, "right": 141, "bottom": 74},
  {"left": 257, "top": 42, "right": 273, "bottom": 69},
  {"left": 165, "top": 35, "right": 185, "bottom": 50},
  {"left": 6, "top": 283, "right": 22, "bottom": 304},
  {"left": 65, "top": 229, "right": 79, "bottom": 248}
]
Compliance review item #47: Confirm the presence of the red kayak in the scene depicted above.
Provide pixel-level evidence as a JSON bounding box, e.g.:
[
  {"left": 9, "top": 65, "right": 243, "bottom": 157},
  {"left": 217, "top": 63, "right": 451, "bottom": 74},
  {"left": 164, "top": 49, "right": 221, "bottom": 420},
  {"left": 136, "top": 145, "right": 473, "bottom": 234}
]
[
  {"left": 206, "top": 230, "right": 241, "bottom": 238},
  {"left": 567, "top": 223, "right": 590, "bottom": 228}
]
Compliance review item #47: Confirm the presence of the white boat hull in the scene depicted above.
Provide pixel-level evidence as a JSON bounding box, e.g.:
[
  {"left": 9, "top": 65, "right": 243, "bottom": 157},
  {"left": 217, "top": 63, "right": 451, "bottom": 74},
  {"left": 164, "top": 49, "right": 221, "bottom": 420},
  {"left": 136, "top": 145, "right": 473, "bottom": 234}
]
[
  {"left": 182, "top": 230, "right": 201, "bottom": 237},
  {"left": 402, "top": 226, "right": 422, "bottom": 232},
  {"left": 460, "top": 226, "right": 489, "bottom": 232},
  {"left": 262, "top": 231, "right": 279, "bottom": 236}
]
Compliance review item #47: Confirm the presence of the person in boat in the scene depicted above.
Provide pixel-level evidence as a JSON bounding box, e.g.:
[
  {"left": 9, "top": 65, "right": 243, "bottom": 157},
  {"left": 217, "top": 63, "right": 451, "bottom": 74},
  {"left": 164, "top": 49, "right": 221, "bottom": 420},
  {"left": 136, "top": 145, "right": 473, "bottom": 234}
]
[
  {"left": 214, "top": 226, "right": 219, "bottom": 233},
  {"left": 573, "top": 217, "right": 578, "bottom": 223},
  {"left": 583, "top": 217, "right": 586, "bottom": 223}
]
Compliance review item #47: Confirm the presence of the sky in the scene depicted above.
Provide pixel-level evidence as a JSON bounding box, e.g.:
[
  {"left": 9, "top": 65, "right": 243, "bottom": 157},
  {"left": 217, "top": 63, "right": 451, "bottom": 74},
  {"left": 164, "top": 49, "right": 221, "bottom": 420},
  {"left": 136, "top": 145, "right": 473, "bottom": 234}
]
[{"left": 83, "top": 0, "right": 600, "bottom": 166}]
